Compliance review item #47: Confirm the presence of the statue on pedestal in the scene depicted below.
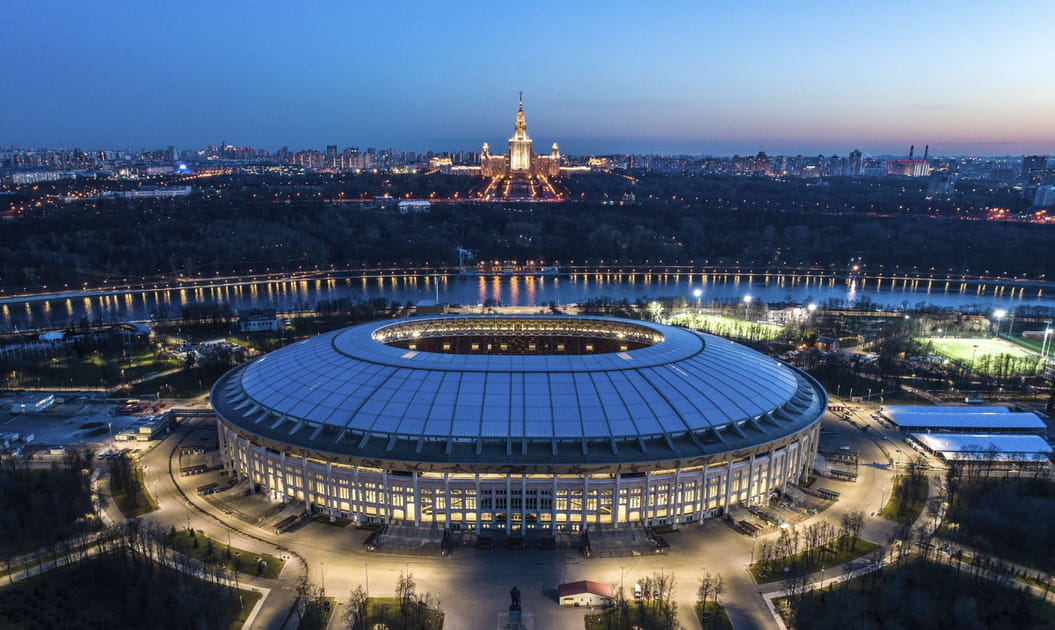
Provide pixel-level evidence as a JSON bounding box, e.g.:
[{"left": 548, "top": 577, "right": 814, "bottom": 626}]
[{"left": 510, "top": 586, "right": 521, "bottom": 610}]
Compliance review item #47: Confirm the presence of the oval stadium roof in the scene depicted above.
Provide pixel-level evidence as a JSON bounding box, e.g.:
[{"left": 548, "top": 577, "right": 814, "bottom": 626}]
[{"left": 212, "top": 316, "right": 826, "bottom": 466}]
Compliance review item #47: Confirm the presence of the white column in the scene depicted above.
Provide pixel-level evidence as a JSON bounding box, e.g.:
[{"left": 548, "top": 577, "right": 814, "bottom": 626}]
[
  {"left": 781, "top": 444, "right": 791, "bottom": 495},
  {"left": 520, "top": 475, "right": 527, "bottom": 531},
  {"left": 746, "top": 455, "right": 756, "bottom": 505},
  {"left": 412, "top": 471, "right": 421, "bottom": 527},
  {"left": 644, "top": 472, "right": 653, "bottom": 524},
  {"left": 474, "top": 473, "right": 482, "bottom": 535},
  {"left": 581, "top": 475, "right": 589, "bottom": 530},
  {"left": 551, "top": 476, "right": 558, "bottom": 533},
  {"left": 382, "top": 469, "right": 390, "bottom": 523},
  {"left": 766, "top": 452, "right": 776, "bottom": 497},
  {"left": 699, "top": 468, "right": 709, "bottom": 517},
  {"left": 505, "top": 474, "right": 512, "bottom": 535},
  {"left": 352, "top": 465, "right": 361, "bottom": 523},
  {"left": 673, "top": 468, "right": 682, "bottom": 522},
  {"left": 443, "top": 473, "right": 450, "bottom": 528},
  {"left": 613, "top": 473, "right": 622, "bottom": 529},
  {"left": 326, "top": 461, "right": 334, "bottom": 515},
  {"left": 723, "top": 460, "right": 734, "bottom": 514}
]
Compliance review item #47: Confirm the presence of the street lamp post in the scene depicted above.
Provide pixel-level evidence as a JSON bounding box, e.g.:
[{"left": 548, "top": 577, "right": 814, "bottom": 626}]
[
  {"left": 743, "top": 295, "right": 752, "bottom": 321},
  {"left": 693, "top": 289, "right": 702, "bottom": 313},
  {"left": 993, "top": 309, "right": 1007, "bottom": 337},
  {"left": 320, "top": 561, "right": 325, "bottom": 595}
]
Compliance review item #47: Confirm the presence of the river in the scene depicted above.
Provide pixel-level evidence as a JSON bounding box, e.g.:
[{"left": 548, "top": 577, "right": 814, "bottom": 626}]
[{"left": 2, "top": 270, "right": 1052, "bottom": 331}]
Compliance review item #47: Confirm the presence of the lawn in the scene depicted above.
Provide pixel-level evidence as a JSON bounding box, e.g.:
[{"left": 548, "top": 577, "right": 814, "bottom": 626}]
[
  {"left": 585, "top": 600, "right": 679, "bottom": 630},
  {"left": 669, "top": 313, "right": 783, "bottom": 340},
  {"left": 695, "top": 601, "right": 734, "bottom": 630},
  {"left": 362, "top": 596, "right": 444, "bottom": 630},
  {"left": 229, "top": 589, "right": 263, "bottom": 630},
  {"left": 128, "top": 367, "right": 215, "bottom": 397},
  {"left": 878, "top": 474, "right": 929, "bottom": 525},
  {"left": 918, "top": 336, "right": 1042, "bottom": 375},
  {"left": 109, "top": 466, "right": 158, "bottom": 518},
  {"left": 169, "top": 529, "right": 285, "bottom": 579},
  {"left": 749, "top": 536, "right": 880, "bottom": 584},
  {"left": 2, "top": 348, "right": 181, "bottom": 389}
]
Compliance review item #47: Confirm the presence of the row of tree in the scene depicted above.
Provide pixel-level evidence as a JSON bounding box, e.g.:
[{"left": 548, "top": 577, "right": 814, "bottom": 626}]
[
  {"left": 593, "top": 570, "right": 681, "bottom": 630},
  {"left": 756, "top": 513, "right": 865, "bottom": 578},
  {"left": 341, "top": 570, "right": 442, "bottom": 630},
  {"left": 4, "top": 172, "right": 1054, "bottom": 290}
]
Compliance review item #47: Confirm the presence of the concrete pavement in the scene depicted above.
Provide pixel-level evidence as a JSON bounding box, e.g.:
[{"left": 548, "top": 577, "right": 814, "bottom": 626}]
[{"left": 131, "top": 401, "right": 922, "bottom": 630}]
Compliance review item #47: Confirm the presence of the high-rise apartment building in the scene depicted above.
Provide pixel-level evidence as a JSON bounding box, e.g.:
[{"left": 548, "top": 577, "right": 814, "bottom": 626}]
[
  {"left": 848, "top": 149, "right": 862, "bottom": 176},
  {"left": 1022, "top": 155, "right": 1048, "bottom": 184}
]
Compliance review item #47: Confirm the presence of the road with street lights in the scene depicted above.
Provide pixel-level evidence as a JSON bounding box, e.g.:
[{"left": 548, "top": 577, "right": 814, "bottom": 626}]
[{"left": 122, "top": 397, "right": 929, "bottom": 630}]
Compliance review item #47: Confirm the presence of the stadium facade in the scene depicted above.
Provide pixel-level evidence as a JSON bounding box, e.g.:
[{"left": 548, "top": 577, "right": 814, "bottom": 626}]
[{"left": 211, "top": 316, "right": 826, "bottom": 532}]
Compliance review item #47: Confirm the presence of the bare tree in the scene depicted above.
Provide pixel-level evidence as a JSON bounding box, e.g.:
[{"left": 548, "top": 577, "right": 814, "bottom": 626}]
[{"left": 344, "top": 585, "right": 369, "bottom": 630}]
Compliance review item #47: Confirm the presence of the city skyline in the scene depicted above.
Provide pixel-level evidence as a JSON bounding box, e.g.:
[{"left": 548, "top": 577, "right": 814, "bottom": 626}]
[{"left": 3, "top": 1, "right": 1054, "bottom": 155}]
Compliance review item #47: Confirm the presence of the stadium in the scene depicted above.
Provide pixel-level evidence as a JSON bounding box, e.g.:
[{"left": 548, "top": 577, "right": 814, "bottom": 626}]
[{"left": 211, "top": 315, "right": 826, "bottom": 532}]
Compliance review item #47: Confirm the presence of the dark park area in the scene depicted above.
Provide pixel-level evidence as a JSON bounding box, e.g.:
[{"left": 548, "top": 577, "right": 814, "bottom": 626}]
[
  {"left": 0, "top": 531, "right": 257, "bottom": 630},
  {"left": 786, "top": 558, "right": 1055, "bottom": 630},
  {"left": 940, "top": 478, "right": 1055, "bottom": 574},
  {"left": 3, "top": 173, "right": 1053, "bottom": 293},
  {"left": 0, "top": 456, "right": 95, "bottom": 562}
]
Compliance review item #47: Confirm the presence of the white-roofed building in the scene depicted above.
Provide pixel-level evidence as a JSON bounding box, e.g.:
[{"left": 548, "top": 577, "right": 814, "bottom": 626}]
[
  {"left": 881, "top": 406, "right": 1047, "bottom": 434},
  {"left": 910, "top": 433, "right": 1053, "bottom": 462}
]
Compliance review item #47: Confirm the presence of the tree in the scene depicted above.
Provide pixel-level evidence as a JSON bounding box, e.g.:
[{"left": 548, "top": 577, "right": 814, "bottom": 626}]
[
  {"left": 782, "top": 570, "right": 815, "bottom": 618},
  {"left": 698, "top": 571, "right": 725, "bottom": 629},
  {"left": 295, "top": 578, "right": 328, "bottom": 630},
  {"left": 344, "top": 585, "right": 369, "bottom": 630},
  {"left": 397, "top": 569, "right": 416, "bottom": 619}
]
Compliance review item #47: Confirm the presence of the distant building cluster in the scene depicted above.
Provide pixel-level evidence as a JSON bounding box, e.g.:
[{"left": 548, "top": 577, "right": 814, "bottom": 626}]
[{"left": 2, "top": 122, "right": 1052, "bottom": 209}]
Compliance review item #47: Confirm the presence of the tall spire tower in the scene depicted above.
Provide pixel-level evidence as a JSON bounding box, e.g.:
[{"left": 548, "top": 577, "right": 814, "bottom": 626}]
[{"left": 508, "top": 92, "right": 533, "bottom": 172}]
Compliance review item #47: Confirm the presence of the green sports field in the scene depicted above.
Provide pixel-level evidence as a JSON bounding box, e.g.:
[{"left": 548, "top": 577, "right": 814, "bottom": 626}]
[
  {"left": 669, "top": 312, "right": 782, "bottom": 340},
  {"left": 918, "top": 336, "right": 1043, "bottom": 375}
]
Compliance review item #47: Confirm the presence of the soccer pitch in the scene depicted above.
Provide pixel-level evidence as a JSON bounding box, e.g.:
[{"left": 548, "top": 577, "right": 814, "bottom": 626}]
[
  {"left": 920, "top": 336, "right": 1037, "bottom": 362},
  {"left": 668, "top": 312, "right": 782, "bottom": 340}
]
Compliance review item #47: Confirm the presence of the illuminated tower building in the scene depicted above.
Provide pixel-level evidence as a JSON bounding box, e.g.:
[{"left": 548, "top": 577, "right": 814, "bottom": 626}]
[
  {"left": 472, "top": 93, "right": 565, "bottom": 200},
  {"left": 508, "top": 92, "right": 533, "bottom": 172}
]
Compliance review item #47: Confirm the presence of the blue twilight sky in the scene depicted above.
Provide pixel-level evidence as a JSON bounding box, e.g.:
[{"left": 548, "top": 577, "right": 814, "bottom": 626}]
[{"left": 3, "top": 0, "right": 1054, "bottom": 155}]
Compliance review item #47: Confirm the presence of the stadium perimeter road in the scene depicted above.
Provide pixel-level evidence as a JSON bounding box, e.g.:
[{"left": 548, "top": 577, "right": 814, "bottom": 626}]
[{"left": 137, "top": 406, "right": 913, "bottom": 630}]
